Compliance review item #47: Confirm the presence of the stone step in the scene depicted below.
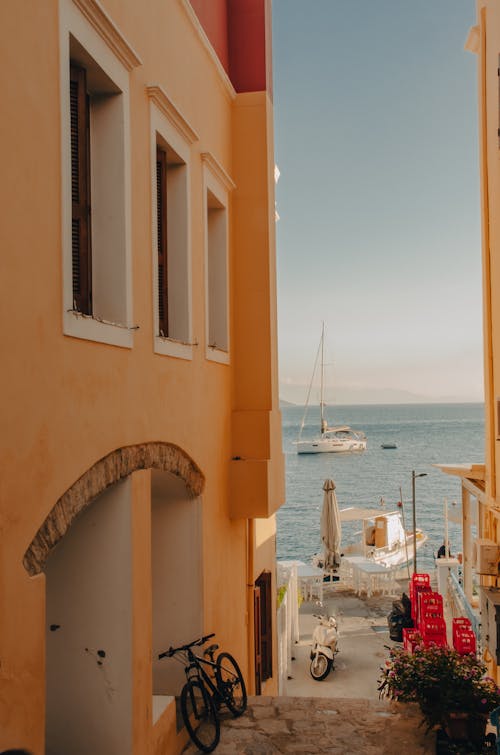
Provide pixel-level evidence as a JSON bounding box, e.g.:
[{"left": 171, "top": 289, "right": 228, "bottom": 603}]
[{"left": 182, "top": 696, "right": 435, "bottom": 754}]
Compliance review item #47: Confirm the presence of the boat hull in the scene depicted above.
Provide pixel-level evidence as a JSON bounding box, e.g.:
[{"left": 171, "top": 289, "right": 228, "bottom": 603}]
[
  {"left": 342, "top": 531, "right": 428, "bottom": 569},
  {"left": 296, "top": 438, "right": 367, "bottom": 454}
]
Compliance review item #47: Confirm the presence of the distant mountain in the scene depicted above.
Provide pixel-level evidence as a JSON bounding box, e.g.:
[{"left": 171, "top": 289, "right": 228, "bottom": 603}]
[{"left": 279, "top": 384, "right": 483, "bottom": 406}]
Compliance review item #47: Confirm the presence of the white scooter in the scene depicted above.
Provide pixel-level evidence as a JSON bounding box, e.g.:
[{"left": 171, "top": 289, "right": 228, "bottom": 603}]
[{"left": 309, "top": 606, "right": 339, "bottom": 681}]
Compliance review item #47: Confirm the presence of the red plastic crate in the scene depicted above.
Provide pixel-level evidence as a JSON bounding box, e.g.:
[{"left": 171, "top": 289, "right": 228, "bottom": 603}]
[
  {"left": 411, "top": 584, "right": 432, "bottom": 621},
  {"left": 421, "top": 617, "right": 447, "bottom": 637},
  {"left": 410, "top": 573, "right": 431, "bottom": 601},
  {"left": 453, "top": 629, "right": 476, "bottom": 655},
  {"left": 417, "top": 592, "right": 444, "bottom": 630},
  {"left": 419, "top": 591, "right": 443, "bottom": 614},
  {"left": 452, "top": 617, "right": 472, "bottom": 641},
  {"left": 402, "top": 628, "right": 422, "bottom": 653}
]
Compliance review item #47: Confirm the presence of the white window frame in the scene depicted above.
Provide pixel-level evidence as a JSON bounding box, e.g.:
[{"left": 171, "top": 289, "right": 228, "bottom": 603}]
[
  {"left": 59, "top": 0, "right": 139, "bottom": 348},
  {"left": 202, "top": 153, "right": 234, "bottom": 365},
  {"left": 148, "top": 86, "right": 197, "bottom": 360}
]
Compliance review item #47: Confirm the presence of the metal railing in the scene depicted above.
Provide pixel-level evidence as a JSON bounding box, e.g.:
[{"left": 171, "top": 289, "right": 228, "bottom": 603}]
[{"left": 446, "top": 570, "right": 480, "bottom": 639}]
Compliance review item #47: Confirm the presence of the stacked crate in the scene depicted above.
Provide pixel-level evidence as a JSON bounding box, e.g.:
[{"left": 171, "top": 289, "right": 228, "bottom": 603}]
[
  {"left": 402, "top": 627, "right": 422, "bottom": 652},
  {"left": 408, "top": 573, "right": 447, "bottom": 648},
  {"left": 452, "top": 617, "right": 476, "bottom": 655},
  {"left": 409, "top": 573, "right": 431, "bottom": 626},
  {"left": 418, "top": 591, "right": 447, "bottom": 647}
]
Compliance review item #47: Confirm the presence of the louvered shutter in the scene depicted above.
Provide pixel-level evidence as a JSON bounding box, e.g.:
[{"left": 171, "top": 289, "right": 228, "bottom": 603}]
[
  {"left": 156, "top": 146, "right": 169, "bottom": 336},
  {"left": 260, "top": 571, "right": 273, "bottom": 680},
  {"left": 253, "top": 586, "right": 262, "bottom": 695},
  {"left": 255, "top": 571, "right": 273, "bottom": 683},
  {"left": 70, "top": 65, "right": 92, "bottom": 315}
]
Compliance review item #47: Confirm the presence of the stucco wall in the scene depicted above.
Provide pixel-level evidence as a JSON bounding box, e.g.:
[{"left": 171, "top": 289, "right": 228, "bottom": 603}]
[
  {"left": 45, "top": 480, "right": 133, "bottom": 754},
  {"left": 0, "top": 0, "right": 283, "bottom": 750}
]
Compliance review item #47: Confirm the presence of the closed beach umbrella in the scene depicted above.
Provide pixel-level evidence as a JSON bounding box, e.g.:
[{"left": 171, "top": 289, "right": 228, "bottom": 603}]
[{"left": 321, "top": 478, "right": 342, "bottom": 569}]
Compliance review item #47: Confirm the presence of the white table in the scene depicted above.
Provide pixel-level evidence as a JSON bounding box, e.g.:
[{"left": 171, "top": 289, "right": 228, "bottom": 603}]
[
  {"left": 278, "top": 561, "right": 325, "bottom": 602},
  {"left": 342, "top": 556, "right": 397, "bottom": 597},
  {"left": 296, "top": 563, "right": 324, "bottom": 603}
]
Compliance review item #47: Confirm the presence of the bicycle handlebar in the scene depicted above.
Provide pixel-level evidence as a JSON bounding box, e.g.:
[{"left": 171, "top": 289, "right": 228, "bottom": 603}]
[{"left": 158, "top": 632, "right": 215, "bottom": 660}]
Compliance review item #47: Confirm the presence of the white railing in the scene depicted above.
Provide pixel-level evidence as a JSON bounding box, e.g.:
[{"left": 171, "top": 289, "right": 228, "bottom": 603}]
[
  {"left": 446, "top": 570, "right": 480, "bottom": 639},
  {"left": 276, "top": 563, "right": 299, "bottom": 694}
]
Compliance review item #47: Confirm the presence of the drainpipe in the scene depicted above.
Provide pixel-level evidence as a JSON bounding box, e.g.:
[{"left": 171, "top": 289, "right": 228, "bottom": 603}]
[{"left": 246, "top": 517, "right": 255, "bottom": 695}]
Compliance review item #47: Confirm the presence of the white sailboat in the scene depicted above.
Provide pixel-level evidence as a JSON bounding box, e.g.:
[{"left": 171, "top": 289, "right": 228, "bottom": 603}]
[{"left": 295, "top": 324, "right": 367, "bottom": 454}]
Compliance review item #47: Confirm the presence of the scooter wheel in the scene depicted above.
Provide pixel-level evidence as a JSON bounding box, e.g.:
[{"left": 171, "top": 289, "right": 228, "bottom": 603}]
[{"left": 309, "top": 653, "right": 332, "bottom": 681}]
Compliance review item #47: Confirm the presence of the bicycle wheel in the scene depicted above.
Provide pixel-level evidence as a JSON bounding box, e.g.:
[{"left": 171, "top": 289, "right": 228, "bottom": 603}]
[
  {"left": 180, "top": 679, "right": 220, "bottom": 753},
  {"left": 215, "top": 652, "right": 247, "bottom": 717}
]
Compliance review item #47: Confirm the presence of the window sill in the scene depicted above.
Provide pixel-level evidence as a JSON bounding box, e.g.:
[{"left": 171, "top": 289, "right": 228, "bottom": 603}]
[
  {"left": 64, "top": 311, "right": 134, "bottom": 348},
  {"left": 206, "top": 347, "right": 229, "bottom": 365},
  {"left": 154, "top": 336, "right": 193, "bottom": 361}
]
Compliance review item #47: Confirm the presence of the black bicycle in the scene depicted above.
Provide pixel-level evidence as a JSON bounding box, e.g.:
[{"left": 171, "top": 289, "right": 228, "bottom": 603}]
[{"left": 158, "top": 632, "right": 247, "bottom": 753}]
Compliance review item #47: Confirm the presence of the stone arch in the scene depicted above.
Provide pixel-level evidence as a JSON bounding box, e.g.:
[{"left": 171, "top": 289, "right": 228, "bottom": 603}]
[{"left": 23, "top": 442, "right": 205, "bottom": 576}]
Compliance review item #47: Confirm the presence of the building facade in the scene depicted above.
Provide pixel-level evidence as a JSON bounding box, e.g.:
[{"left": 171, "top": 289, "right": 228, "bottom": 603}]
[
  {"left": 0, "top": 1, "right": 284, "bottom": 752},
  {"left": 458, "top": 0, "right": 500, "bottom": 679}
]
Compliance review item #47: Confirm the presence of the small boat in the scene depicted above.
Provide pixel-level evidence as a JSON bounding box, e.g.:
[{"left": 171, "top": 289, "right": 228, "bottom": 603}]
[
  {"left": 339, "top": 507, "right": 427, "bottom": 569},
  {"left": 295, "top": 324, "right": 367, "bottom": 455},
  {"left": 381, "top": 442, "right": 397, "bottom": 449}
]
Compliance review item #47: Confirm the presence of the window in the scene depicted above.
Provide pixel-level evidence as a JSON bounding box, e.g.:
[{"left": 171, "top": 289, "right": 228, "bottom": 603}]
[
  {"left": 70, "top": 64, "right": 92, "bottom": 315},
  {"left": 155, "top": 138, "right": 188, "bottom": 343},
  {"left": 148, "top": 86, "right": 197, "bottom": 359},
  {"left": 202, "top": 153, "right": 234, "bottom": 364},
  {"left": 60, "top": 0, "right": 139, "bottom": 347},
  {"left": 206, "top": 191, "right": 228, "bottom": 352},
  {"left": 156, "top": 146, "right": 168, "bottom": 337}
]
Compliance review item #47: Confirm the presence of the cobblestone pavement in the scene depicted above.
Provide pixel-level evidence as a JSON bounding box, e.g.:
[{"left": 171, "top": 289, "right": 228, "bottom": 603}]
[{"left": 183, "top": 695, "right": 435, "bottom": 754}]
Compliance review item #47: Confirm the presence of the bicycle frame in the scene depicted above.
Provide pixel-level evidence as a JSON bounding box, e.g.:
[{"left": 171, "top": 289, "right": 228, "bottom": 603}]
[
  {"left": 158, "top": 633, "right": 245, "bottom": 713},
  {"left": 183, "top": 648, "right": 223, "bottom": 704}
]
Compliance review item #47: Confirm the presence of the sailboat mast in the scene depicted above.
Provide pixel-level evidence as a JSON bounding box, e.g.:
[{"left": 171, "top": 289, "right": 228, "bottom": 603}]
[
  {"left": 320, "top": 321, "right": 325, "bottom": 435},
  {"left": 297, "top": 330, "right": 322, "bottom": 441}
]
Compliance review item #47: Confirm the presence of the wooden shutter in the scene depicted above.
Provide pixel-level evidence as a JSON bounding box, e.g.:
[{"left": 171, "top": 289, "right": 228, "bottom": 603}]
[
  {"left": 70, "top": 65, "right": 92, "bottom": 315},
  {"left": 261, "top": 572, "right": 273, "bottom": 680},
  {"left": 156, "top": 146, "right": 169, "bottom": 336},
  {"left": 253, "top": 586, "right": 262, "bottom": 695},
  {"left": 255, "top": 571, "right": 273, "bottom": 683}
]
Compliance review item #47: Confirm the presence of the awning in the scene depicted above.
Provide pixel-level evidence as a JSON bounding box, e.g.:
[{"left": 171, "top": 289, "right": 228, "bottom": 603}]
[
  {"left": 433, "top": 463, "right": 485, "bottom": 481},
  {"left": 339, "top": 507, "right": 388, "bottom": 522}
]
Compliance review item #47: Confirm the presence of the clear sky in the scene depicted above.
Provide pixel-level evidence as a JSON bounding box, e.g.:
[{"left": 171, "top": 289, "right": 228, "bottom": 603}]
[{"left": 272, "top": 0, "right": 484, "bottom": 405}]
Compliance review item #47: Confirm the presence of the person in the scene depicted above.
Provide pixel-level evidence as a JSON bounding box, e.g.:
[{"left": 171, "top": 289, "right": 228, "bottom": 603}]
[{"left": 437, "top": 540, "right": 453, "bottom": 558}]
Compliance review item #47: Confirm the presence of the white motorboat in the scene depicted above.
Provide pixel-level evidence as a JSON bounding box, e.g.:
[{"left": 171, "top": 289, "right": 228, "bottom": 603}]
[
  {"left": 339, "top": 507, "right": 427, "bottom": 569},
  {"left": 295, "top": 324, "right": 367, "bottom": 455}
]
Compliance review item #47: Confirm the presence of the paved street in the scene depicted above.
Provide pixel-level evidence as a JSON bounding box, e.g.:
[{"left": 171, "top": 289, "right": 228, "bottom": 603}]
[
  {"left": 183, "top": 587, "right": 438, "bottom": 753},
  {"left": 183, "top": 695, "right": 435, "bottom": 754}
]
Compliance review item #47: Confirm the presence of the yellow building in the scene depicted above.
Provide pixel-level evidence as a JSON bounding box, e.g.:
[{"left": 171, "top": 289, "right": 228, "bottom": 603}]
[
  {"left": 0, "top": 0, "right": 284, "bottom": 752},
  {"left": 446, "top": 0, "right": 500, "bottom": 680}
]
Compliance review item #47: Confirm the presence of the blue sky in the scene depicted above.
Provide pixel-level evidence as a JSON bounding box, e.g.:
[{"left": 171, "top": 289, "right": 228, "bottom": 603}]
[{"left": 272, "top": 0, "right": 483, "bottom": 404}]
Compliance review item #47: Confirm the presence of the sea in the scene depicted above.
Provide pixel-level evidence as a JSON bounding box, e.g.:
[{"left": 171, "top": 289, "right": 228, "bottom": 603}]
[{"left": 277, "top": 403, "right": 485, "bottom": 574}]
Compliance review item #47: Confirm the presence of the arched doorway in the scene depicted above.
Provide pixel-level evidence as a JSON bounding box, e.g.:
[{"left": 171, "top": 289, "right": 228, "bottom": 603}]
[{"left": 24, "top": 443, "right": 204, "bottom": 754}]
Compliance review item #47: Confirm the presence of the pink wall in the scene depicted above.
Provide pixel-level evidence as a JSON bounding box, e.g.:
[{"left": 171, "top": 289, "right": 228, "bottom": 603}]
[
  {"left": 228, "top": 0, "right": 268, "bottom": 93},
  {"left": 190, "top": 0, "right": 270, "bottom": 93},
  {"left": 189, "top": 0, "right": 229, "bottom": 72}
]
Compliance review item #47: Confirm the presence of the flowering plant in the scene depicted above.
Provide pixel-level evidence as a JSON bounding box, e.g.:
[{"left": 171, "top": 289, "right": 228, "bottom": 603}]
[{"left": 378, "top": 642, "right": 500, "bottom": 731}]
